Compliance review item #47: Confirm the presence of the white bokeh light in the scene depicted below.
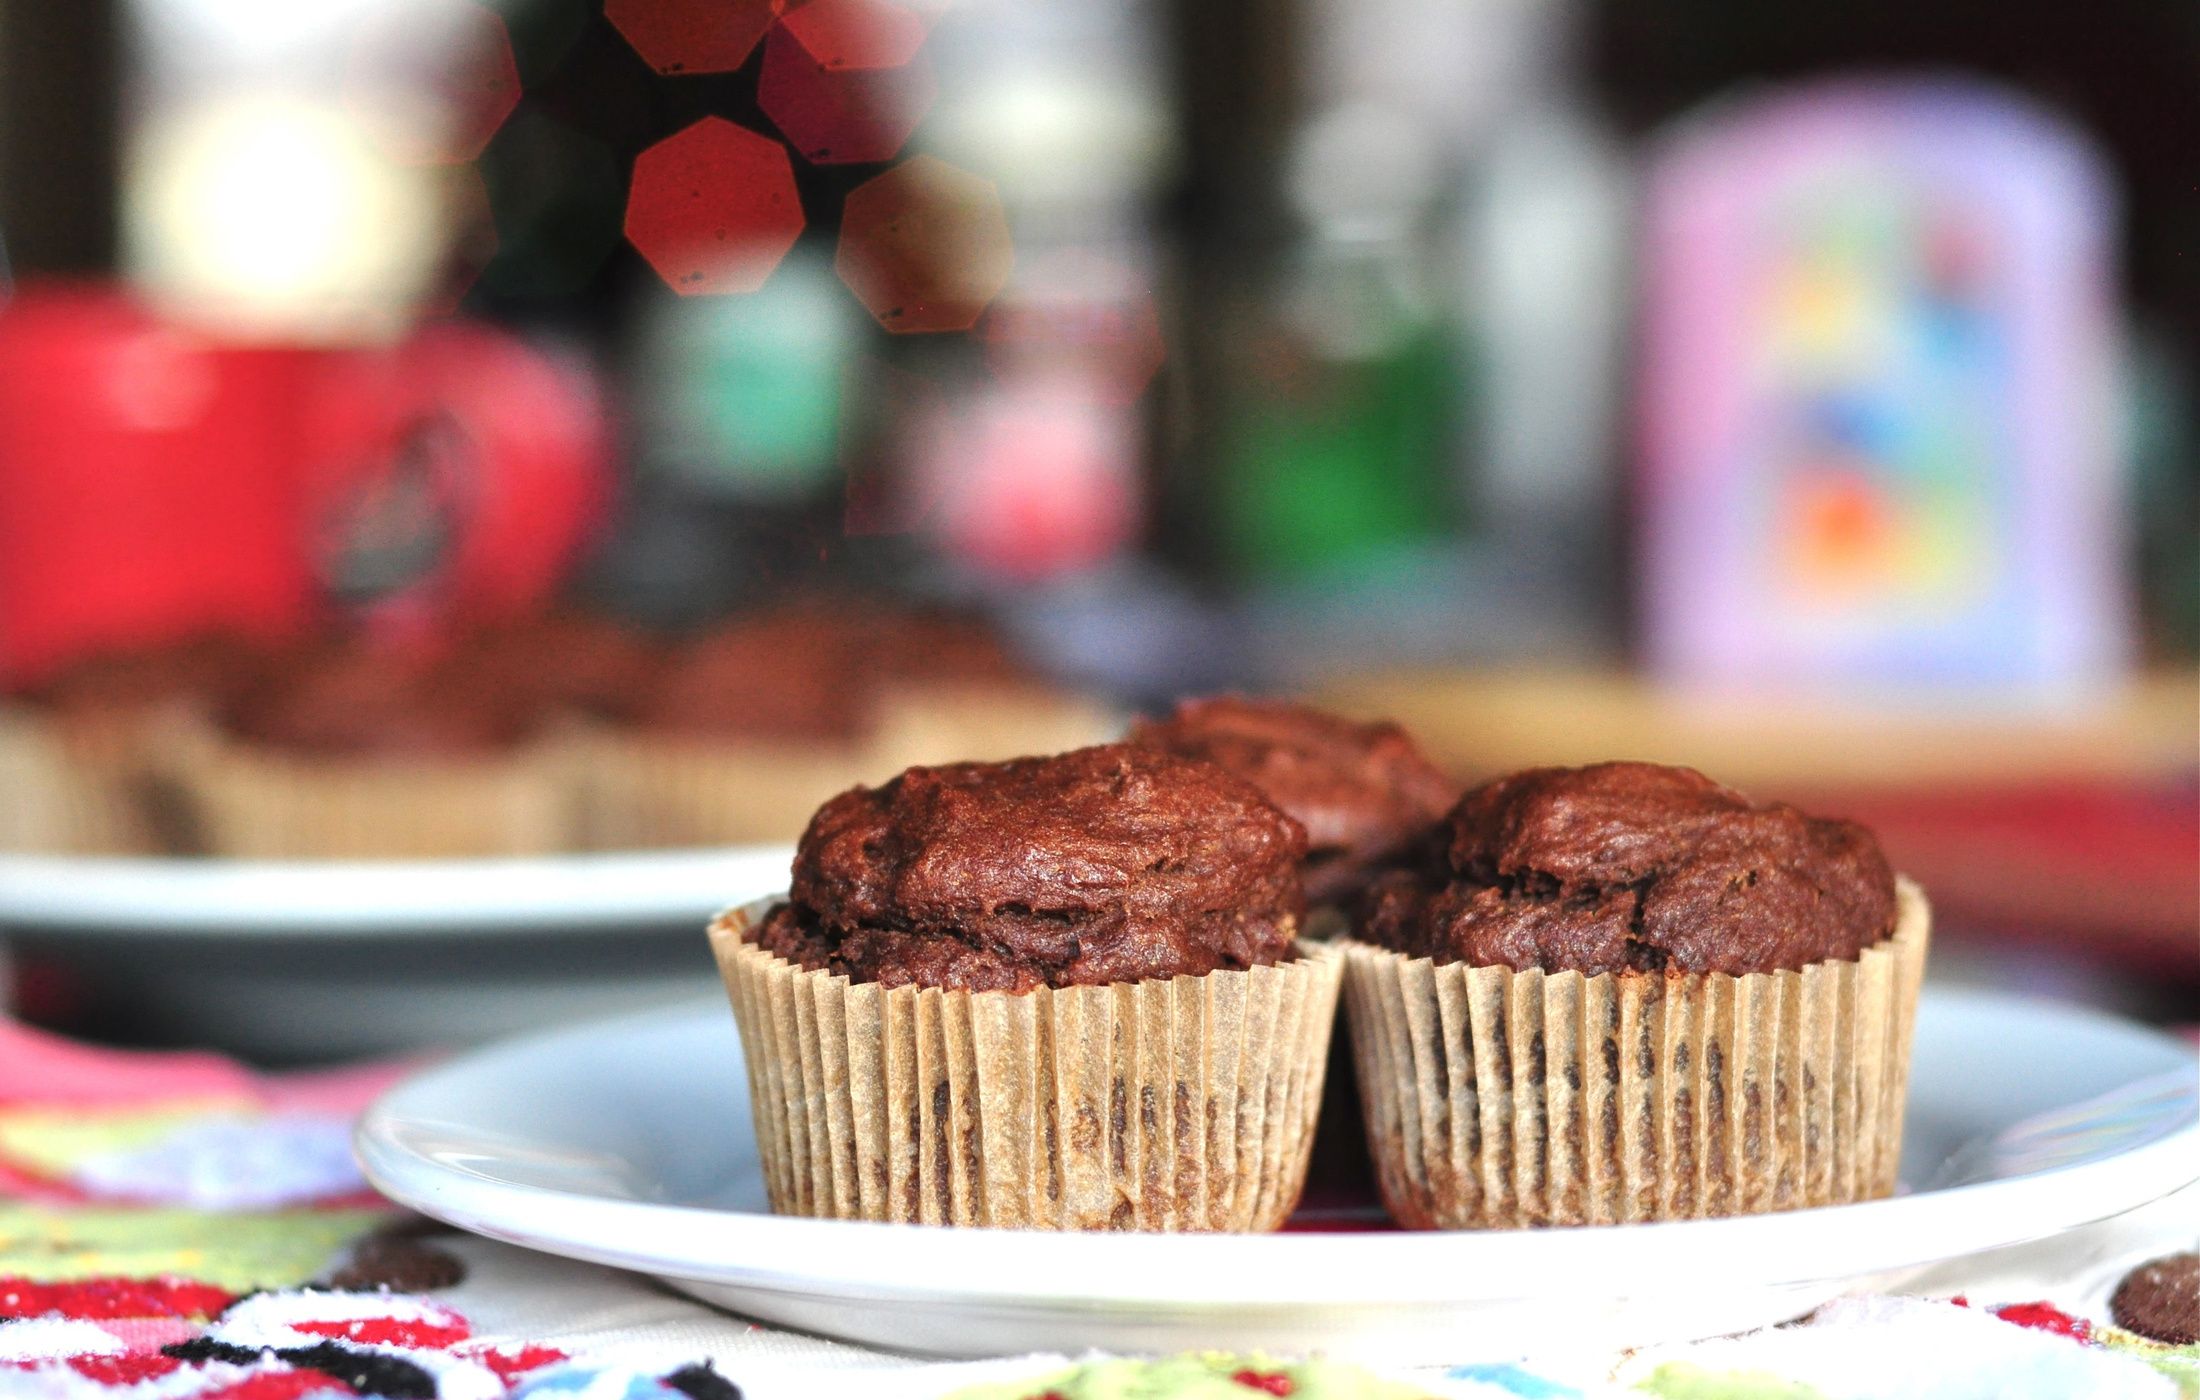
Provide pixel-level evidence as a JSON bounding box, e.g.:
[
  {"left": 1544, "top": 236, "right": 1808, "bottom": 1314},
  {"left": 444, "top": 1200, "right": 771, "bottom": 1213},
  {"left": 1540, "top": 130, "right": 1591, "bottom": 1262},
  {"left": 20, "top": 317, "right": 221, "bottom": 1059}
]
[{"left": 125, "top": 92, "right": 444, "bottom": 342}]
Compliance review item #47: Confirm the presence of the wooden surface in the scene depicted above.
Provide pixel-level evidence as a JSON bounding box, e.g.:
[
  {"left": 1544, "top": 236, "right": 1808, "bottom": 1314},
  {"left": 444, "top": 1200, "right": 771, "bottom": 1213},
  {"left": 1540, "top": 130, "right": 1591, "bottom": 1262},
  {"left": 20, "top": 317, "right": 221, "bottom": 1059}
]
[
  {"left": 1313, "top": 667, "right": 2200, "bottom": 973},
  {"left": 1313, "top": 668, "right": 2200, "bottom": 789}
]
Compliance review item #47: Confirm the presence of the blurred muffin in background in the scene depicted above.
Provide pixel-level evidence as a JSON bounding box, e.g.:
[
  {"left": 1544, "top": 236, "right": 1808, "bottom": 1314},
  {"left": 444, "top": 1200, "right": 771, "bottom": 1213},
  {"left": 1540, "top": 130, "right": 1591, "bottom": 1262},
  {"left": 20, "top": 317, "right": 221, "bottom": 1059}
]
[
  {"left": 583, "top": 595, "right": 1112, "bottom": 849},
  {"left": 634, "top": 598, "right": 918, "bottom": 743},
  {"left": 221, "top": 636, "right": 541, "bottom": 756},
  {"left": 1130, "top": 696, "right": 1455, "bottom": 911},
  {"left": 171, "top": 632, "right": 573, "bottom": 858},
  {"left": 457, "top": 611, "right": 668, "bottom": 722},
  {"left": 0, "top": 633, "right": 274, "bottom": 854}
]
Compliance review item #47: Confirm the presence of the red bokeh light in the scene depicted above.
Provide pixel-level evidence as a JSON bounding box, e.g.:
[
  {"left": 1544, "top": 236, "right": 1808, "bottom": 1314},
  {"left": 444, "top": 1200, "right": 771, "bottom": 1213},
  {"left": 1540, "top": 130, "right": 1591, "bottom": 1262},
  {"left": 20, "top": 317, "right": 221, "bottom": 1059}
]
[
  {"left": 606, "top": 0, "right": 783, "bottom": 75},
  {"left": 758, "top": 24, "right": 934, "bottom": 165},
  {"left": 345, "top": 0, "right": 520, "bottom": 165},
  {"left": 624, "top": 118, "right": 806, "bottom": 296},
  {"left": 780, "top": 0, "right": 927, "bottom": 69},
  {"left": 916, "top": 383, "right": 1138, "bottom": 580},
  {"left": 835, "top": 156, "right": 1012, "bottom": 333}
]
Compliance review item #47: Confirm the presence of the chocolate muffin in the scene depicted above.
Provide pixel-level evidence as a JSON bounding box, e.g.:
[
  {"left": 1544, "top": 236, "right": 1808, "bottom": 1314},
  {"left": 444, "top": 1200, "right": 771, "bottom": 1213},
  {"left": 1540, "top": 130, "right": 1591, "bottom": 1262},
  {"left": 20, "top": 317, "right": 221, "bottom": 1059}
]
[
  {"left": 24, "top": 633, "right": 270, "bottom": 718},
  {"left": 641, "top": 598, "right": 1023, "bottom": 742},
  {"left": 1338, "top": 759, "right": 1928, "bottom": 1228},
  {"left": 755, "top": 742, "right": 1307, "bottom": 992},
  {"left": 1129, "top": 697, "right": 1454, "bottom": 906},
  {"left": 4, "top": 633, "right": 279, "bottom": 855},
  {"left": 178, "top": 632, "right": 571, "bottom": 857},
  {"left": 1357, "top": 761, "right": 1897, "bottom": 976},
  {"left": 585, "top": 596, "right": 1107, "bottom": 850},
  {"left": 710, "top": 742, "right": 1345, "bottom": 1231},
  {"left": 220, "top": 637, "right": 543, "bottom": 756},
  {"left": 460, "top": 613, "right": 665, "bottom": 720}
]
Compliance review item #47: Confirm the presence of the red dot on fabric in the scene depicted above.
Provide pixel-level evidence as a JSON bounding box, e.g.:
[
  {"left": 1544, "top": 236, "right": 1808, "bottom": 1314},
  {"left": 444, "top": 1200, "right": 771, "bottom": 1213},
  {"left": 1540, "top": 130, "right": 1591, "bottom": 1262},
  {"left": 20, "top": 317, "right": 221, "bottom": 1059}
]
[
  {"left": 835, "top": 156, "right": 1012, "bottom": 333},
  {"left": 462, "top": 1343, "right": 569, "bottom": 1383},
  {"left": 606, "top": 0, "right": 783, "bottom": 74},
  {"left": 0, "top": 1276, "right": 237, "bottom": 1321},
  {"left": 757, "top": 23, "right": 933, "bottom": 166},
  {"left": 292, "top": 1315, "right": 472, "bottom": 1349},
  {"left": 67, "top": 1354, "right": 185, "bottom": 1385},
  {"left": 1991, "top": 1300, "right": 2092, "bottom": 1341},
  {"left": 624, "top": 118, "right": 806, "bottom": 296},
  {"left": 197, "top": 1371, "right": 359, "bottom": 1400}
]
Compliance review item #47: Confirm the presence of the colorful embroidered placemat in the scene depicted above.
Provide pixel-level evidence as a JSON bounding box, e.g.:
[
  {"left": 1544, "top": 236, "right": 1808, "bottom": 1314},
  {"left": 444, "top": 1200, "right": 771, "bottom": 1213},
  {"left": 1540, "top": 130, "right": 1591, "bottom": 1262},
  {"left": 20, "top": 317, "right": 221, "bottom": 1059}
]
[{"left": 1, "top": 1017, "right": 2194, "bottom": 1400}]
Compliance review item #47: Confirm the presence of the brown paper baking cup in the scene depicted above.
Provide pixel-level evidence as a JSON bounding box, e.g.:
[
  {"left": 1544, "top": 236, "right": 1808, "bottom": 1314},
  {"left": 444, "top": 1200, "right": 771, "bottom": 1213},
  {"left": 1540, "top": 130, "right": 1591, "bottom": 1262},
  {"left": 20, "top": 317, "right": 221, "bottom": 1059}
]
[
  {"left": 709, "top": 900, "right": 1345, "bottom": 1231},
  {"left": 0, "top": 704, "right": 172, "bottom": 854},
  {"left": 0, "top": 706, "right": 69, "bottom": 852},
  {"left": 575, "top": 729, "right": 882, "bottom": 849},
  {"left": 1339, "top": 877, "right": 1930, "bottom": 1228},
  {"left": 172, "top": 721, "right": 569, "bottom": 858}
]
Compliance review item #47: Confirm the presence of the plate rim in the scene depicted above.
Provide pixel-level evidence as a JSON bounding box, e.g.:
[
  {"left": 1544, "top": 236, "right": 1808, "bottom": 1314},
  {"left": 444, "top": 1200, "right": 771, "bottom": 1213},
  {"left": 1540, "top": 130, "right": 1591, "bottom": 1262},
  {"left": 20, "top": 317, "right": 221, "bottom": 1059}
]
[
  {"left": 0, "top": 846, "right": 794, "bottom": 937},
  {"left": 354, "top": 986, "right": 2200, "bottom": 1308}
]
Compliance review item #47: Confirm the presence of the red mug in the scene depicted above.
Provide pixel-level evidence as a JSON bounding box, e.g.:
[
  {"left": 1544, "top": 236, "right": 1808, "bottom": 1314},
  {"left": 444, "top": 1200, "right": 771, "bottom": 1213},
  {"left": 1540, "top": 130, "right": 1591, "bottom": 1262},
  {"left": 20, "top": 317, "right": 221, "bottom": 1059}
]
[{"left": 0, "top": 285, "right": 608, "bottom": 686}]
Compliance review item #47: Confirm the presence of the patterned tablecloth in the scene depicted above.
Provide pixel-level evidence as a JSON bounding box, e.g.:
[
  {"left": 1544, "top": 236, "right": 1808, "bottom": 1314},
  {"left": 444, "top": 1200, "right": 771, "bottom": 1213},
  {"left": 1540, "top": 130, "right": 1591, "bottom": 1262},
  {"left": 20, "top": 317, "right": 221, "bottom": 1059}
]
[{"left": 1, "top": 1017, "right": 2194, "bottom": 1400}]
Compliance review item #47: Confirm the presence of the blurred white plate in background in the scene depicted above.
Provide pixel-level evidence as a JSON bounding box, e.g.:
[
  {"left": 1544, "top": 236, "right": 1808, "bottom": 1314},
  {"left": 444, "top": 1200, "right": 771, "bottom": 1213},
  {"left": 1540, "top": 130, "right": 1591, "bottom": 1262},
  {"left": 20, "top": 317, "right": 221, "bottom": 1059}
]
[
  {"left": 0, "top": 846, "right": 792, "bottom": 937},
  {"left": 0, "top": 847, "right": 792, "bottom": 1060},
  {"left": 357, "top": 986, "right": 2200, "bottom": 1361}
]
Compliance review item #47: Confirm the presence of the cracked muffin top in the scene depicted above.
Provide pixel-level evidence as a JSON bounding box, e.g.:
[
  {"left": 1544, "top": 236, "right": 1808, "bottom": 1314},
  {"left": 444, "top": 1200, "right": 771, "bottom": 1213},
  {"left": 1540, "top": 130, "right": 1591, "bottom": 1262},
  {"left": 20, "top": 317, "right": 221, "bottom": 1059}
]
[
  {"left": 1128, "top": 696, "right": 1455, "bottom": 907},
  {"left": 753, "top": 742, "right": 1308, "bottom": 991},
  {"left": 1354, "top": 761, "right": 1896, "bottom": 975}
]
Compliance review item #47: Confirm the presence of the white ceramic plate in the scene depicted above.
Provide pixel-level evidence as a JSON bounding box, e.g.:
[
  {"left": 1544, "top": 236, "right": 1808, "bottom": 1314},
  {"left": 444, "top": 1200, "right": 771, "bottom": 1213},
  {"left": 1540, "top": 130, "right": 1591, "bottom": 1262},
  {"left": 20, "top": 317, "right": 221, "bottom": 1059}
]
[
  {"left": 0, "top": 847, "right": 793, "bottom": 937},
  {"left": 0, "top": 847, "right": 793, "bottom": 1059},
  {"left": 356, "top": 986, "right": 2200, "bottom": 1361}
]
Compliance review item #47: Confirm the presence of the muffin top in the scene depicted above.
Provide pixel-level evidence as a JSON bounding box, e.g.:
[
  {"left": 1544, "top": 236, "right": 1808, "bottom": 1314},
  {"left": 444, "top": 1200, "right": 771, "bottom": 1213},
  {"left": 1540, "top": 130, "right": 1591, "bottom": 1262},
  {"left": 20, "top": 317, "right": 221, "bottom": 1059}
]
[
  {"left": 753, "top": 742, "right": 1308, "bottom": 991},
  {"left": 23, "top": 634, "right": 270, "bottom": 716},
  {"left": 1130, "top": 696, "right": 1454, "bottom": 906},
  {"left": 219, "top": 636, "right": 543, "bottom": 755},
  {"left": 461, "top": 613, "right": 665, "bottom": 718},
  {"left": 640, "top": 598, "right": 1027, "bottom": 743},
  {"left": 1356, "top": 761, "right": 1897, "bottom": 976}
]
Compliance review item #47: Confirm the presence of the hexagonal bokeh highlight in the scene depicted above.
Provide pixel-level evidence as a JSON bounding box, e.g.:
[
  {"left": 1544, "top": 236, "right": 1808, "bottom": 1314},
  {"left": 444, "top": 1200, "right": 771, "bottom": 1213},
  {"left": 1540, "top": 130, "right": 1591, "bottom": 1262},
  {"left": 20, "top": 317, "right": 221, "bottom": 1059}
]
[
  {"left": 780, "top": 0, "right": 926, "bottom": 69},
  {"left": 835, "top": 156, "right": 1011, "bottom": 333},
  {"left": 758, "top": 24, "right": 934, "bottom": 165},
  {"left": 625, "top": 118, "right": 805, "bottom": 296},
  {"left": 344, "top": 0, "right": 521, "bottom": 165},
  {"left": 606, "top": 0, "right": 782, "bottom": 75}
]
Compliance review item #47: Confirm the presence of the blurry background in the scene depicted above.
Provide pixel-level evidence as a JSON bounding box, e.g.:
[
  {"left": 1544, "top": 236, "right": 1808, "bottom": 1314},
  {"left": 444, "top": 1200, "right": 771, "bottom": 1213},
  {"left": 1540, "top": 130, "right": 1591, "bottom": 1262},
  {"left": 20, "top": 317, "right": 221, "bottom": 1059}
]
[{"left": 0, "top": 0, "right": 2193, "bottom": 1052}]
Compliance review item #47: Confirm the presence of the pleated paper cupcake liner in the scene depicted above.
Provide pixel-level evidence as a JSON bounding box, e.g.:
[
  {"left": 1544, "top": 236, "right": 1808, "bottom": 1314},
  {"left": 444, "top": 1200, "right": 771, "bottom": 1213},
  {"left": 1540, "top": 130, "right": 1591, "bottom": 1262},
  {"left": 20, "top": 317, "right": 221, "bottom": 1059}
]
[
  {"left": 0, "top": 704, "right": 176, "bottom": 854},
  {"left": 709, "top": 900, "right": 1344, "bottom": 1231},
  {"left": 168, "top": 720, "right": 571, "bottom": 858},
  {"left": 574, "top": 728, "right": 882, "bottom": 849},
  {"left": 1339, "top": 877, "right": 1930, "bottom": 1228}
]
